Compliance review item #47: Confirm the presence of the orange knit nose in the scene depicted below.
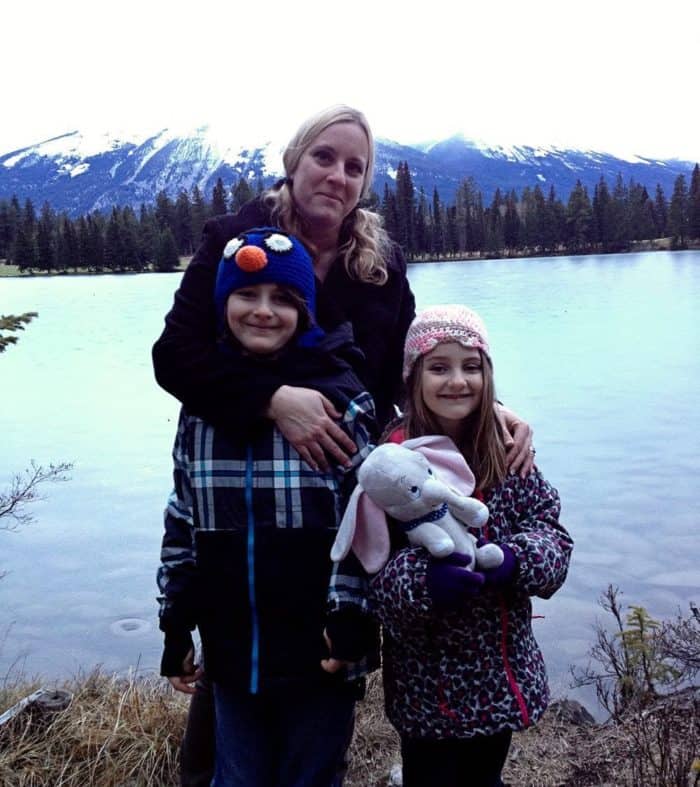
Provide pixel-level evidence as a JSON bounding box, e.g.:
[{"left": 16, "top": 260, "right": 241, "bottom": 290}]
[{"left": 236, "top": 246, "right": 268, "bottom": 272}]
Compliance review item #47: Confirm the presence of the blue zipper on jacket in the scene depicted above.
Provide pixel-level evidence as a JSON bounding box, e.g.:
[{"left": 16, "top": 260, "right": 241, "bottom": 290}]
[{"left": 245, "top": 444, "right": 259, "bottom": 694}]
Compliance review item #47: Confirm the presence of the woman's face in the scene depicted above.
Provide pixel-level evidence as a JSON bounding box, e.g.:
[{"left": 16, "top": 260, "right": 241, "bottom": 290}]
[{"left": 291, "top": 121, "right": 369, "bottom": 238}]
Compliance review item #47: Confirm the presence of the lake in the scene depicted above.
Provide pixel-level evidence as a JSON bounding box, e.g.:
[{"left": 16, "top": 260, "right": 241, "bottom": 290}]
[{"left": 1, "top": 250, "right": 699, "bottom": 717}]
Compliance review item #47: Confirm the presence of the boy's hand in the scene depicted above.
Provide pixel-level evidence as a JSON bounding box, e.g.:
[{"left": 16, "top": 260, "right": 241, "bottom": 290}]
[
  {"left": 320, "top": 630, "right": 351, "bottom": 674},
  {"left": 167, "top": 648, "right": 204, "bottom": 694}
]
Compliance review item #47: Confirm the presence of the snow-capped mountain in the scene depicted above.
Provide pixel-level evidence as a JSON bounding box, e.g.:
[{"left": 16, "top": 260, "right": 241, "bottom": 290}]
[{"left": 0, "top": 127, "right": 694, "bottom": 217}]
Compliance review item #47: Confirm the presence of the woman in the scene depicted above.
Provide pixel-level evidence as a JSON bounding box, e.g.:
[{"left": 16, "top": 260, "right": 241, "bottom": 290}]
[
  {"left": 152, "top": 105, "right": 533, "bottom": 786},
  {"left": 153, "top": 105, "right": 415, "bottom": 473}
]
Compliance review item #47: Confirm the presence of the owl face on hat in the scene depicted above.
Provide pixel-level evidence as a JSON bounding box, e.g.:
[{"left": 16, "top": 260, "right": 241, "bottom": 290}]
[{"left": 214, "top": 227, "right": 321, "bottom": 348}]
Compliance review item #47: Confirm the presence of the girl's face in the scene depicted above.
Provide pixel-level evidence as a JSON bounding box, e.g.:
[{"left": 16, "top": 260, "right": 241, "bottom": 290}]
[
  {"left": 291, "top": 122, "right": 369, "bottom": 236},
  {"left": 420, "top": 342, "right": 484, "bottom": 439},
  {"left": 226, "top": 283, "right": 299, "bottom": 355}
]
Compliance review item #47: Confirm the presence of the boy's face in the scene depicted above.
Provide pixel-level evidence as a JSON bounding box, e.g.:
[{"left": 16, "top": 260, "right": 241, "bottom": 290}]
[{"left": 226, "top": 283, "right": 299, "bottom": 355}]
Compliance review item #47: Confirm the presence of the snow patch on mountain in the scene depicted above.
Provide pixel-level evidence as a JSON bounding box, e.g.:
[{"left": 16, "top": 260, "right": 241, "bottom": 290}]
[{"left": 0, "top": 124, "right": 694, "bottom": 217}]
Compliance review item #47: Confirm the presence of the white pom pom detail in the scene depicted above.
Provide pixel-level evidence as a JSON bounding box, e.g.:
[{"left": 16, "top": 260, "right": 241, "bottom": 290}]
[
  {"left": 264, "top": 233, "right": 293, "bottom": 253},
  {"left": 223, "top": 237, "right": 245, "bottom": 259}
]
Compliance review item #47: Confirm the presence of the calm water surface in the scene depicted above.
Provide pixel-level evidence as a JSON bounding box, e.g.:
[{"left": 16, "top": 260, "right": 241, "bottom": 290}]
[{"left": 1, "top": 251, "right": 698, "bottom": 715}]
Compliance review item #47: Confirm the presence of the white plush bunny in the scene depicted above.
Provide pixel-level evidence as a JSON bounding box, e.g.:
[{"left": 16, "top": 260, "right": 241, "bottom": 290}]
[{"left": 331, "top": 435, "right": 504, "bottom": 574}]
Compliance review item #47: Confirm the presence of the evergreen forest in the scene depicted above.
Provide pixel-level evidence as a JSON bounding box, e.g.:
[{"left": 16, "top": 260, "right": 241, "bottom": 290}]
[{"left": 1, "top": 164, "right": 699, "bottom": 274}]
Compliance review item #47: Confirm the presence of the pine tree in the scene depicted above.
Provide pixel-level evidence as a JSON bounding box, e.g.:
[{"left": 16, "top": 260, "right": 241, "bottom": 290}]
[
  {"left": 121, "top": 206, "right": 141, "bottom": 269},
  {"left": 22, "top": 198, "right": 36, "bottom": 234},
  {"left": 76, "top": 216, "right": 90, "bottom": 270},
  {"left": 0, "top": 197, "right": 21, "bottom": 263},
  {"left": 155, "top": 191, "right": 175, "bottom": 232},
  {"left": 381, "top": 184, "right": 398, "bottom": 242},
  {"left": 104, "top": 208, "right": 125, "bottom": 270},
  {"left": 668, "top": 174, "right": 689, "bottom": 247},
  {"left": 610, "top": 174, "right": 630, "bottom": 249},
  {"left": 230, "top": 178, "right": 255, "bottom": 215},
  {"left": 365, "top": 189, "right": 381, "bottom": 213},
  {"left": 13, "top": 221, "right": 37, "bottom": 272},
  {"left": 86, "top": 214, "right": 105, "bottom": 271},
  {"left": 56, "top": 214, "right": 79, "bottom": 271},
  {"left": 36, "top": 202, "right": 57, "bottom": 272},
  {"left": 485, "top": 188, "right": 504, "bottom": 254},
  {"left": 689, "top": 164, "right": 700, "bottom": 240},
  {"left": 653, "top": 184, "right": 668, "bottom": 238},
  {"left": 592, "top": 177, "right": 612, "bottom": 249},
  {"left": 503, "top": 191, "right": 520, "bottom": 251},
  {"left": 456, "top": 178, "right": 482, "bottom": 253},
  {"left": 138, "top": 204, "right": 158, "bottom": 268},
  {"left": 191, "top": 185, "right": 207, "bottom": 244},
  {"left": 565, "top": 180, "right": 593, "bottom": 252},
  {"left": 532, "top": 186, "right": 547, "bottom": 252},
  {"left": 414, "top": 188, "right": 428, "bottom": 257},
  {"left": 155, "top": 228, "right": 180, "bottom": 272},
  {"left": 0, "top": 201, "right": 13, "bottom": 260},
  {"left": 543, "top": 186, "right": 565, "bottom": 253},
  {"left": 628, "top": 184, "right": 655, "bottom": 241},
  {"left": 211, "top": 178, "right": 228, "bottom": 216},
  {"left": 173, "top": 190, "right": 194, "bottom": 255},
  {"left": 431, "top": 188, "right": 444, "bottom": 257},
  {"left": 0, "top": 312, "right": 38, "bottom": 353},
  {"left": 395, "top": 162, "right": 415, "bottom": 255},
  {"left": 445, "top": 206, "right": 459, "bottom": 256}
]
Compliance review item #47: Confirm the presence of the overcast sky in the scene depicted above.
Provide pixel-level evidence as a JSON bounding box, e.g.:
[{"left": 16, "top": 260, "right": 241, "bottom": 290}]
[{"left": 3, "top": 0, "right": 699, "bottom": 161}]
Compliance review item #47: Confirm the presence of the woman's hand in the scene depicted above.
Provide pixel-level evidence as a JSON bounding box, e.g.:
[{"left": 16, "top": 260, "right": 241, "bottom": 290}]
[
  {"left": 267, "top": 385, "right": 357, "bottom": 471},
  {"left": 497, "top": 404, "right": 535, "bottom": 478},
  {"left": 167, "top": 648, "right": 204, "bottom": 695}
]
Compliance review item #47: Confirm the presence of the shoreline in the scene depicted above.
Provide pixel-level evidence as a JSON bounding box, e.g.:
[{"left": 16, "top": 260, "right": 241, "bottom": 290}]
[
  {"left": 2, "top": 240, "right": 699, "bottom": 278},
  {"left": 1, "top": 669, "right": 695, "bottom": 786}
]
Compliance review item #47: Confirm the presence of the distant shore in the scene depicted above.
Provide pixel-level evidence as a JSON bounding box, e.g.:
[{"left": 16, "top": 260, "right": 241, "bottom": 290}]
[{"left": 2, "top": 239, "right": 698, "bottom": 279}]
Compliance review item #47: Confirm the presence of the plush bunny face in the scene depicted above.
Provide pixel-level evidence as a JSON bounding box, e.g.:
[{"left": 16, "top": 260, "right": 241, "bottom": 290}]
[{"left": 357, "top": 445, "right": 438, "bottom": 519}]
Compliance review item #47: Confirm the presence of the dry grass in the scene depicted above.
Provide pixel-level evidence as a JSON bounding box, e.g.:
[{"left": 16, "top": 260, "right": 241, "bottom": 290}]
[
  {"left": 0, "top": 670, "right": 187, "bottom": 786},
  {"left": 1, "top": 671, "right": 697, "bottom": 786}
]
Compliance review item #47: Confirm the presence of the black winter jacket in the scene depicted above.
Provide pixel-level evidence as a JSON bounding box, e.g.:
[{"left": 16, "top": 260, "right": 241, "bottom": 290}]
[
  {"left": 158, "top": 326, "right": 378, "bottom": 693},
  {"left": 152, "top": 199, "right": 416, "bottom": 431}
]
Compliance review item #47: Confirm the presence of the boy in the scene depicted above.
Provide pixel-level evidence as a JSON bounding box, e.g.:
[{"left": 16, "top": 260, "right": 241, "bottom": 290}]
[{"left": 157, "top": 228, "right": 377, "bottom": 786}]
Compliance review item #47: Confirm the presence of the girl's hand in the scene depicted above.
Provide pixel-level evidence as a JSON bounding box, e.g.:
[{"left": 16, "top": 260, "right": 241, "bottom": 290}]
[
  {"left": 167, "top": 648, "right": 204, "bottom": 695},
  {"left": 267, "top": 385, "right": 357, "bottom": 472},
  {"left": 497, "top": 404, "right": 535, "bottom": 478}
]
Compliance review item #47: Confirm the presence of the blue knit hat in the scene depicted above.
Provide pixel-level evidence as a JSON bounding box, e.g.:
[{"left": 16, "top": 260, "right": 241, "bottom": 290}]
[{"left": 214, "top": 227, "right": 321, "bottom": 346}]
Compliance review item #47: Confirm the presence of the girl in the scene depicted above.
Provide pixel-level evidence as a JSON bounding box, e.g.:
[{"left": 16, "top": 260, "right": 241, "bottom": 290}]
[{"left": 369, "top": 304, "right": 573, "bottom": 787}]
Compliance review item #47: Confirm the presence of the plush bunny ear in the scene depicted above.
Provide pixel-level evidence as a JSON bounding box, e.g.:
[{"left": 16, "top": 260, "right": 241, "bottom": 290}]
[
  {"left": 331, "top": 486, "right": 391, "bottom": 575},
  {"left": 402, "top": 435, "right": 476, "bottom": 496}
]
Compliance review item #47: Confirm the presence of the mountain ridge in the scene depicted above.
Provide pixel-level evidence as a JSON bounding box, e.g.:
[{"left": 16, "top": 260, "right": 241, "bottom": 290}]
[{"left": 1, "top": 126, "right": 695, "bottom": 217}]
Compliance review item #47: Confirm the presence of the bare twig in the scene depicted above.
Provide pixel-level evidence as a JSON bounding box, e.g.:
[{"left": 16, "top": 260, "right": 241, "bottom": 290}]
[{"left": 0, "top": 461, "right": 73, "bottom": 532}]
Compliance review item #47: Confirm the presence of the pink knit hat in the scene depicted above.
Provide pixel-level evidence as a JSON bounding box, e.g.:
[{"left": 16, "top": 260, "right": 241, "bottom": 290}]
[{"left": 402, "top": 304, "right": 490, "bottom": 381}]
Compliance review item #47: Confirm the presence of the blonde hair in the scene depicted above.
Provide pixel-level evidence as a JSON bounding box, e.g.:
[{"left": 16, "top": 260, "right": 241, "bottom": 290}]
[
  {"left": 263, "top": 105, "right": 390, "bottom": 284},
  {"left": 402, "top": 349, "right": 507, "bottom": 491}
]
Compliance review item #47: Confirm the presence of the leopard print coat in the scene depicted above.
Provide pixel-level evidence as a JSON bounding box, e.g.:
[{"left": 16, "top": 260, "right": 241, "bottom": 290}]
[{"left": 369, "top": 467, "right": 573, "bottom": 740}]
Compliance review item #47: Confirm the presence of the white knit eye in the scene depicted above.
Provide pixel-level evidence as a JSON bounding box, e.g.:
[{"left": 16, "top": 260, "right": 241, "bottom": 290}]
[
  {"left": 264, "top": 233, "right": 293, "bottom": 253},
  {"left": 223, "top": 237, "right": 245, "bottom": 259}
]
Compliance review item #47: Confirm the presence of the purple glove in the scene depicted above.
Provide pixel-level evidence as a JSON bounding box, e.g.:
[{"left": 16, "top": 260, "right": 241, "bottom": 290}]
[
  {"left": 426, "top": 552, "right": 485, "bottom": 609},
  {"left": 481, "top": 543, "right": 518, "bottom": 588}
]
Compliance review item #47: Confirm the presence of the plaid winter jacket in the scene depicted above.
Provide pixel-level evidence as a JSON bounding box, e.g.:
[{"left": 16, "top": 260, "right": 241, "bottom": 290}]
[{"left": 157, "top": 325, "right": 378, "bottom": 693}]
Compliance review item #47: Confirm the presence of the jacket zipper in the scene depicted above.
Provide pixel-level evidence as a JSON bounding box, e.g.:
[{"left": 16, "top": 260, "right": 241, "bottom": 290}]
[
  {"left": 245, "top": 444, "right": 259, "bottom": 694},
  {"left": 480, "top": 490, "right": 531, "bottom": 727}
]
